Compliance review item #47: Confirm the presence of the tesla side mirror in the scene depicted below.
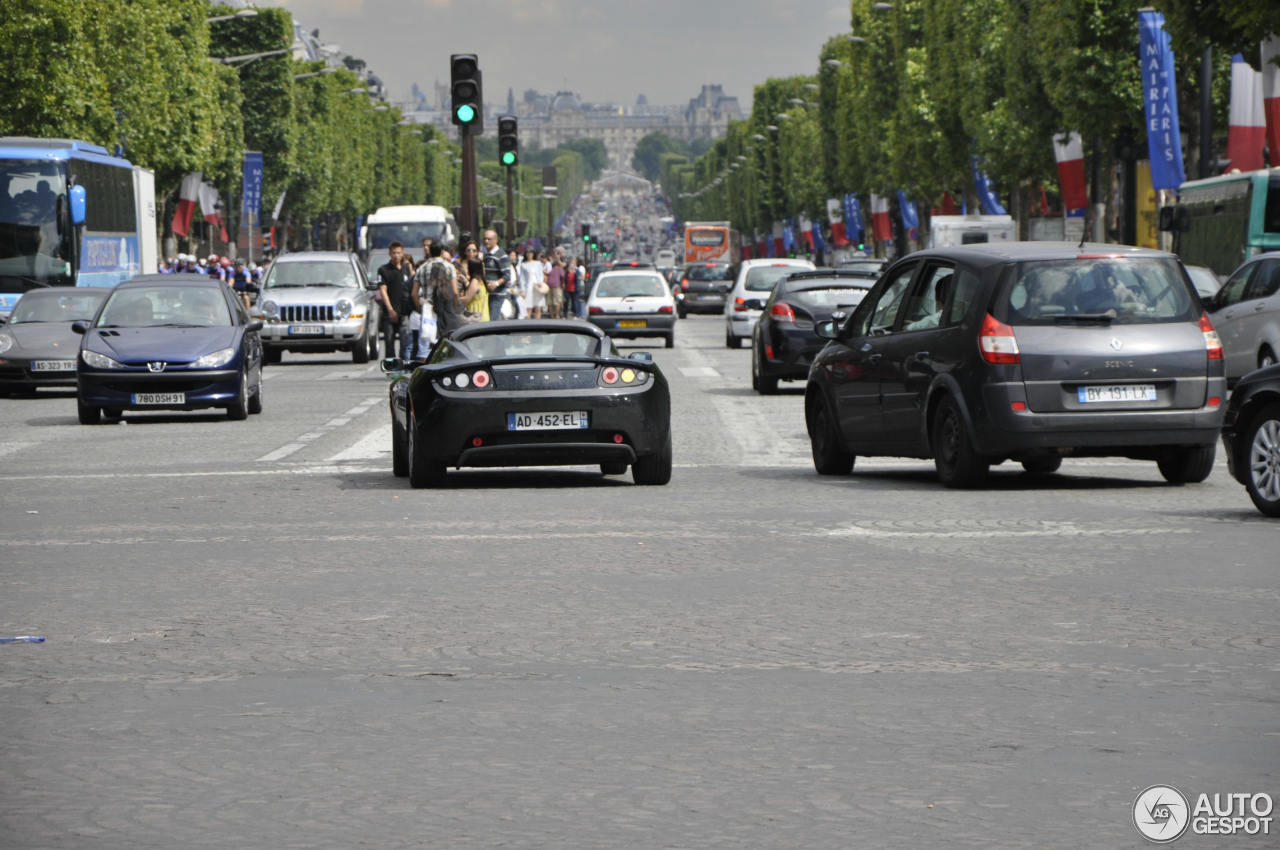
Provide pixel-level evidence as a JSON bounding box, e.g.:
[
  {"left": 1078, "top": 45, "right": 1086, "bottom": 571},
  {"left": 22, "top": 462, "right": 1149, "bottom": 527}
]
[
  {"left": 245, "top": 319, "right": 264, "bottom": 332},
  {"left": 71, "top": 320, "right": 89, "bottom": 335},
  {"left": 815, "top": 320, "right": 840, "bottom": 340},
  {"left": 68, "top": 186, "right": 86, "bottom": 227},
  {"left": 629, "top": 351, "right": 653, "bottom": 362},
  {"left": 381, "top": 357, "right": 406, "bottom": 373}
]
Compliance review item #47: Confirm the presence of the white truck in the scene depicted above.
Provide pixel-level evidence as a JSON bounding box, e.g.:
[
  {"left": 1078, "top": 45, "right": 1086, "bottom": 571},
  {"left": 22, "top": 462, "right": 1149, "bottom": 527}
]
[
  {"left": 358, "top": 205, "right": 459, "bottom": 275},
  {"left": 926, "top": 215, "right": 1017, "bottom": 248}
]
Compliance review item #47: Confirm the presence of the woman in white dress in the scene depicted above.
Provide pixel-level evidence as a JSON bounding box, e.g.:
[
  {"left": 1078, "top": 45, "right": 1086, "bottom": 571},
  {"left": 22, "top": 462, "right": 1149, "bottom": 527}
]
[{"left": 518, "top": 248, "right": 545, "bottom": 319}]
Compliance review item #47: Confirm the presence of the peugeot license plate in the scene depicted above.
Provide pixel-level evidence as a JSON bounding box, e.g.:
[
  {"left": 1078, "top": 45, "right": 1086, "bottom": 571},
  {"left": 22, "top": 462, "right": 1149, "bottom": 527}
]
[
  {"left": 618, "top": 320, "right": 647, "bottom": 328},
  {"left": 1078, "top": 384, "right": 1157, "bottom": 403},
  {"left": 132, "top": 392, "right": 185, "bottom": 405},
  {"left": 288, "top": 325, "right": 324, "bottom": 335},
  {"left": 31, "top": 360, "right": 76, "bottom": 371},
  {"left": 507, "top": 411, "right": 589, "bottom": 431}
]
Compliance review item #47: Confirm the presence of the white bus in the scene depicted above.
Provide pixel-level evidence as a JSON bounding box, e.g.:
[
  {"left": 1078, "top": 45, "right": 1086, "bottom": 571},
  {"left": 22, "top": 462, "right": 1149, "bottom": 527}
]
[{"left": 359, "top": 205, "right": 459, "bottom": 275}]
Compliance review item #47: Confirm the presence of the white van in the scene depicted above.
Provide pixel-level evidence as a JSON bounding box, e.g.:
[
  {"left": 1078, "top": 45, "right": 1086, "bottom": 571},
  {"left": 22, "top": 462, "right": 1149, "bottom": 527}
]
[
  {"left": 927, "top": 215, "right": 1017, "bottom": 248},
  {"left": 359, "top": 205, "right": 459, "bottom": 275}
]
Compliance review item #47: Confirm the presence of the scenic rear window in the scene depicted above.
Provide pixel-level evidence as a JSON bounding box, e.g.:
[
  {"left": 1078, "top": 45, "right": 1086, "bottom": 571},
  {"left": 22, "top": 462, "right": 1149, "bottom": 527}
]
[
  {"left": 790, "top": 286, "right": 870, "bottom": 310},
  {"left": 466, "top": 332, "right": 598, "bottom": 359},
  {"left": 744, "top": 266, "right": 805, "bottom": 292},
  {"left": 595, "top": 275, "right": 666, "bottom": 298},
  {"left": 996, "top": 259, "right": 1196, "bottom": 326},
  {"left": 685, "top": 265, "right": 731, "bottom": 281}
]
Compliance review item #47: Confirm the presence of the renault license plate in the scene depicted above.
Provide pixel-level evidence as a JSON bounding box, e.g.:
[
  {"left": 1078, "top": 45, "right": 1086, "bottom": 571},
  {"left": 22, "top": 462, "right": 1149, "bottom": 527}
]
[
  {"left": 132, "top": 392, "right": 185, "bottom": 405},
  {"left": 31, "top": 360, "right": 76, "bottom": 371},
  {"left": 1078, "top": 384, "right": 1157, "bottom": 403},
  {"left": 289, "top": 325, "right": 324, "bottom": 335},
  {"left": 507, "top": 411, "right": 589, "bottom": 431},
  {"left": 618, "top": 320, "right": 646, "bottom": 328}
]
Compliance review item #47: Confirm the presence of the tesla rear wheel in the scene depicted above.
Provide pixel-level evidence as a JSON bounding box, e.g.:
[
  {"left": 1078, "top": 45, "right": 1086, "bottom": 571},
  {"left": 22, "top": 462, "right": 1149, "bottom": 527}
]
[
  {"left": 933, "top": 396, "right": 989, "bottom": 488},
  {"left": 77, "top": 400, "right": 101, "bottom": 425},
  {"left": 1244, "top": 403, "right": 1280, "bottom": 517},
  {"left": 1021, "top": 456, "right": 1062, "bottom": 474},
  {"left": 1157, "top": 444, "right": 1216, "bottom": 484},
  {"left": 809, "top": 394, "right": 853, "bottom": 475},
  {"left": 248, "top": 372, "right": 264, "bottom": 414},
  {"left": 226, "top": 371, "right": 249, "bottom": 421},
  {"left": 600, "top": 462, "right": 628, "bottom": 475},
  {"left": 392, "top": 416, "right": 409, "bottom": 478},
  {"left": 632, "top": 431, "right": 672, "bottom": 485},
  {"left": 408, "top": 419, "right": 447, "bottom": 488}
]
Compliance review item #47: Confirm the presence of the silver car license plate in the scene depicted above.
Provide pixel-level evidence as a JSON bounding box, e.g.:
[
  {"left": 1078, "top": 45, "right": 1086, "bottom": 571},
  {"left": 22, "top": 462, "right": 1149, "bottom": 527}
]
[
  {"left": 132, "top": 392, "right": 185, "bottom": 405},
  {"left": 1078, "top": 384, "right": 1157, "bottom": 403},
  {"left": 31, "top": 360, "right": 76, "bottom": 371},
  {"left": 288, "top": 325, "right": 324, "bottom": 335},
  {"left": 507, "top": 411, "right": 589, "bottom": 431}
]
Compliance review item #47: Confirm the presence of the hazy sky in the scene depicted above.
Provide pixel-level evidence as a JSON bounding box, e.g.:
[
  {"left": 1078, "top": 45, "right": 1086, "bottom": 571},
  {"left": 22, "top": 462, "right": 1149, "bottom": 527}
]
[{"left": 269, "top": 0, "right": 851, "bottom": 110}]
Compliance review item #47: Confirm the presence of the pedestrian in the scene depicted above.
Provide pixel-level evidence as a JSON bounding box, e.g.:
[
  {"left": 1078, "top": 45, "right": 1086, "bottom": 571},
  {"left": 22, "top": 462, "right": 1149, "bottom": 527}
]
[
  {"left": 575, "top": 256, "right": 587, "bottom": 317},
  {"left": 430, "top": 253, "right": 480, "bottom": 338},
  {"left": 519, "top": 248, "right": 545, "bottom": 319},
  {"left": 464, "top": 247, "right": 489, "bottom": 321},
  {"left": 420, "top": 235, "right": 433, "bottom": 264},
  {"left": 545, "top": 257, "right": 565, "bottom": 319},
  {"left": 377, "top": 241, "right": 413, "bottom": 359},
  {"left": 481, "top": 229, "right": 516, "bottom": 321},
  {"left": 563, "top": 257, "right": 579, "bottom": 320}
]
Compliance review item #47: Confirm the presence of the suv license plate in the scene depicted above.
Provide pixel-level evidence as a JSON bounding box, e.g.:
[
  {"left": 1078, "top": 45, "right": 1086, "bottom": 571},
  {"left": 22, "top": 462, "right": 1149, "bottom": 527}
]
[
  {"left": 132, "top": 392, "right": 185, "bottom": 405},
  {"left": 1078, "top": 384, "right": 1156, "bottom": 403},
  {"left": 289, "top": 325, "right": 324, "bottom": 335},
  {"left": 31, "top": 360, "right": 76, "bottom": 371},
  {"left": 507, "top": 411, "right": 589, "bottom": 431}
]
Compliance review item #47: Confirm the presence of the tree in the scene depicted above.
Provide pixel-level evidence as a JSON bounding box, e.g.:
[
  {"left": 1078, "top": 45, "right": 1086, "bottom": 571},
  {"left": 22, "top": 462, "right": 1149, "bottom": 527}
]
[
  {"left": 558, "top": 138, "right": 608, "bottom": 181},
  {"left": 1153, "top": 0, "right": 1280, "bottom": 66},
  {"left": 632, "top": 132, "right": 687, "bottom": 180}
]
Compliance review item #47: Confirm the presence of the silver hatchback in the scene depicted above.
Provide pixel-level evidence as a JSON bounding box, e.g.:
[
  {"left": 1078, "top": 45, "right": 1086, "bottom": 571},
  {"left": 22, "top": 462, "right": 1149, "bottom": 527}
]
[{"left": 1205, "top": 254, "right": 1280, "bottom": 382}]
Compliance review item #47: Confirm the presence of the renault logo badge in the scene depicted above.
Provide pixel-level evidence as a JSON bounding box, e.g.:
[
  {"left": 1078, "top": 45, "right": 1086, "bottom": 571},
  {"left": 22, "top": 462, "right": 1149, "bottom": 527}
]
[
  {"left": 1110, "top": 338, "right": 1123, "bottom": 352},
  {"left": 147, "top": 362, "right": 166, "bottom": 372}
]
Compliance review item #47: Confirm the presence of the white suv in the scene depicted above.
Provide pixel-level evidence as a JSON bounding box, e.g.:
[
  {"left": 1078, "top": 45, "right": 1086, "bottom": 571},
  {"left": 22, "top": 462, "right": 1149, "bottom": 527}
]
[{"left": 723, "top": 258, "right": 815, "bottom": 348}]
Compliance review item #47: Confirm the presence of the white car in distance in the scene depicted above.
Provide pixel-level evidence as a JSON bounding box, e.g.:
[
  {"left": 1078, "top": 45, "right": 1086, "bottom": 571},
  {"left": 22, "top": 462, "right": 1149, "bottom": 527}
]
[{"left": 723, "top": 258, "right": 816, "bottom": 349}]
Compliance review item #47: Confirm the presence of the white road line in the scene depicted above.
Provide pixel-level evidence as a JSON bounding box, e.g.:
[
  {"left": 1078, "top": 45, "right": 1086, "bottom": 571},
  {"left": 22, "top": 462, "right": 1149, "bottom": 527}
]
[
  {"left": 678, "top": 366, "right": 721, "bottom": 377},
  {"left": 826, "top": 525, "right": 1195, "bottom": 539},
  {"left": 324, "top": 417, "right": 352, "bottom": 428},
  {"left": 257, "top": 443, "right": 308, "bottom": 462},
  {"left": 4, "top": 465, "right": 387, "bottom": 481},
  {"left": 0, "top": 441, "right": 37, "bottom": 459},
  {"left": 328, "top": 422, "right": 392, "bottom": 461},
  {"left": 255, "top": 396, "right": 386, "bottom": 462}
]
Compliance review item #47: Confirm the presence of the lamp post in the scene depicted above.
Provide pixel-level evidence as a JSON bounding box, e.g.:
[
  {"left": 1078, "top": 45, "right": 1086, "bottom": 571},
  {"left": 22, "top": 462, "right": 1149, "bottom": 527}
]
[
  {"left": 293, "top": 68, "right": 337, "bottom": 80},
  {"left": 206, "top": 9, "right": 257, "bottom": 22},
  {"left": 212, "top": 47, "right": 293, "bottom": 65}
]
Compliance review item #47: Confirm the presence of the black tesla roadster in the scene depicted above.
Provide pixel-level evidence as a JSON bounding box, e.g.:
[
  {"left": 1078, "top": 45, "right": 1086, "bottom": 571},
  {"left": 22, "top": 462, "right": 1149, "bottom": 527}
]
[{"left": 384, "top": 320, "right": 672, "bottom": 488}]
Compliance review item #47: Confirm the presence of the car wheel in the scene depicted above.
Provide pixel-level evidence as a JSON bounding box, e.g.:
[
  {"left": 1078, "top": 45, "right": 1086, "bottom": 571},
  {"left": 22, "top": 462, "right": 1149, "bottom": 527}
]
[
  {"left": 226, "top": 370, "right": 250, "bottom": 421},
  {"left": 1260, "top": 347, "right": 1277, "bottom": 370},
  {"left": 677, "top": 306, "right": 687, "bottom": 319},
  {"left": 808, "top": 393, "right": 853, "bottom": 475},
  {"left": 751, "top": 350, "right": 760, "bottom": 390},
  {"left": 600, "top": 462, "right": 628, "bottom": 475},
  {"left": 725, "top": 328, "right": 736, "bottom": 349},
  {"left": 1243, "top": 402, "right": 1280, "bottom": 516},
  {"left": 0, "top": 387, "right": 11, "bottom": 398},
  {"left": 664, "top": 334, "right": 674, "bottom": 349},
  {"left": 265, "top": 347, "right": 283, "bottom": 365},
  {"left": 408, "top": 417, "right": 447, "bottom": 488},
  {"left": 77, "top": 400, "right": 101, "bottom": 425},
  {"left": 632, "top": 430, "right": 672, "bottom": 485},
  {"left": 247, "top": 371, "right": 264, "bottom": 415},
  {"left": 1157, "top": 444, "right": 1216, "bottom": 484},
  {"left": 756, "top": 344, "right": 778, "bottom": 394},
  {"left": 1021, "top": 456, "right": 1062, "bottom": 474},
  {"left": 352, "top": 329, "right": 371, "bottom": 363},
  {"left": 392, "top": 414, "right": 409, "bottom": 478},
  {"left": 368, "top": 329, "right": 380, "bottom": 361},
  {"left": 932, "top": 396, "right": 989, "bottom": 488}
]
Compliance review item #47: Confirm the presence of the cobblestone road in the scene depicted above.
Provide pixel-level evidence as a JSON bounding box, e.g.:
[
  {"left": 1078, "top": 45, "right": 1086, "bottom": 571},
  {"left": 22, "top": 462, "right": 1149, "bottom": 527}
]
[{"left": 1, "top": 316, "right": 1277, "bottom": 848}]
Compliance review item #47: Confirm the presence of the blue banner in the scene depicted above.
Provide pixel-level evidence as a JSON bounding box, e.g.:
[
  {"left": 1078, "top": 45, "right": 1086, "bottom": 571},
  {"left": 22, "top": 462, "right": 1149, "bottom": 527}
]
[
  {"left": 896, "top": 191, "right": 919, "bottom": 229},
  {"left": 971, "top": 156, "right": 1007, "bottom": 215},
  {"left": 241, "top": 152, "right": 264, "bottom": 222},
  {"left": 80, "top": 235, "right": 139, "bottom": 273},
  {"left": 782, "top": 219, "right": 795, "bottom": 253},
  {"left": 812, "top": 220, "right": 826, "bottom": 253},
  {"left": 1137, "top": 10, "right": 1186, "bottom": 190},
  {"left": 843, "top": 194, "right": 864, "bottom": 242}
]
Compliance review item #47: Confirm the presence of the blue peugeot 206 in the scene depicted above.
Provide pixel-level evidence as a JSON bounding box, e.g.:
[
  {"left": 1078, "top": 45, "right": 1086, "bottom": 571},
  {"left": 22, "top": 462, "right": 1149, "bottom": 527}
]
[{"left": 72, "top": 274, "right": 265, "bottom": 424}]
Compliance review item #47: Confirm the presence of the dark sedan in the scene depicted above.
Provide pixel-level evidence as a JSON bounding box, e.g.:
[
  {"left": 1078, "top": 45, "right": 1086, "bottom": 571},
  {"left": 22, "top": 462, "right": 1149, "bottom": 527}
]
[
  {"left": 752, "top": 270, "right": 875, "bottom": 394},
  {"left": 0, "top": 288, "right": 109, "bottom": 395},
  {"left": 385, "top": 320, "right": 672, "bottom": 488},
  {"left": 674, "top": 262, "right": 734, "bottom": 317},
  {"left": 1222, "top": 362, "right": 1280, "bottom": 516},
  {"left": 73, "top": 274, "right": 264, "bottom": 424}
]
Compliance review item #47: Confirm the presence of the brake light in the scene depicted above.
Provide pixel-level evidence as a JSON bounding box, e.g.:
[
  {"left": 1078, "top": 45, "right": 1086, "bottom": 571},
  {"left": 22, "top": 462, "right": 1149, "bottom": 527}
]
[
  {"left": 979, "top": 313, "right": 1020, "bottom": 364},
  {"left": 602, "top": 367, "right": 619, "bottom": 384},
  {"left": 1209, "top": 397, "right": 1221, "bottom": 407},
  {"left": 589, "top": 306, "right": 603, "bottom": 315},
  {"left": 1199, "top": 314, "right": 1223, "bottom": 360},
  {"left": 770, "top": 303, "right": 795, "bottom": 323},
  {"left": 471, "top": 370, "right": 490, "bottom": 388},
  {"left": 680, "top": 279, "right": 688, "bottom": 290},
  {"left": 658, "top": 305, "right": 673, "bottom": 314},
  {"left": 765, "top": 344, "right": 774, "bottom": 359},
  {"left": 734, "top": 296, "right": 747, "bottom": 313},
  {"left": 1011, "top": 401, "right": 1027, "bottom": 411}
]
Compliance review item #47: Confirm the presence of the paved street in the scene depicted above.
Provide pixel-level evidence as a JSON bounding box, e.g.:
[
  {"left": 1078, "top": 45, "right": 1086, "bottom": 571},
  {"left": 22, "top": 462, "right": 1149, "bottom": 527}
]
[{"left": 2, "top": 314, "right": 1277, "bottom": 849}]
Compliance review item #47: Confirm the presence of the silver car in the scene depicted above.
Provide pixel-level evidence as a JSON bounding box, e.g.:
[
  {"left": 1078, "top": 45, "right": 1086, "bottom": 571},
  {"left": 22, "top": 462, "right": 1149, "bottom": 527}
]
[
  {"left": 257, "top": 252, "right": 381, "bottom": 364},
  {"left": 1204, "top": 254, "right": 1280, "bottom": 382}
]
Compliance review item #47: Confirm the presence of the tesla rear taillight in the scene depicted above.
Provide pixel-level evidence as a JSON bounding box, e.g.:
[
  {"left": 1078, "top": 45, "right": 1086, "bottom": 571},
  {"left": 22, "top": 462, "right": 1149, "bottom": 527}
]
[
  {"left": 602, "top": 367, "right": 619, "bottom": 384},
  {"left": 1200, "top": 314, "right": 1223, "bottom": 360},
  {"left": 658, "top": 306, "right": 673, "bottom": 314},
  {"left": 770, "top": 303, "right": 795, "bottom": 323},
  {"left": 613, "top": 433, "right": 624, "bottom": 443},
  {"left": 472, "top": 370, "right": 490, "bottom": 388},
  {"left": 589, "top": 306, "right": 603, "bottom": 315},
  {"left": 979, "top": 313, "right": 1020, "bottom": 364},
  {"left": 734, "top": 297, "right": 747, "bottom": 313},
  {"left": 472, "top": 437, "right": 483, "bottom": 446}
]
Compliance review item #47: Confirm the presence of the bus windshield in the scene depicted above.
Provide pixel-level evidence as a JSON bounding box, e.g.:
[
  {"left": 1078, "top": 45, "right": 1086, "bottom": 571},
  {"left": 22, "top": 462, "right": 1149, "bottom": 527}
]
[
  {"left": 0, "top": 159, "right": 73, "bottom": 288},
  {"left": 368, "top": 222, "right": 445, "bottom": 249}
]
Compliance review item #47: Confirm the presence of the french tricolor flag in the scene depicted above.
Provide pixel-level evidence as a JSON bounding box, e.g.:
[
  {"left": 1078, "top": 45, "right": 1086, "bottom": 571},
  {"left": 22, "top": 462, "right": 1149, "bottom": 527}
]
[
  {"left": 1053, "top": 132, "right": 1089, "bottom": 211},
  {"left": 827, "top": 198, "right": 848, "bottom": 246},
  {"left": 171, "top": 172, "right": 201, "bottom": 238},
  {"left": 869, "top": 194, "right": 892, "bottom": 243},
  {"left": 1227, "top": 54, "right": 1266, "bottom": 173},
  {"left": 1264, "top": 37, "right": 1280, "bottom": 173}
]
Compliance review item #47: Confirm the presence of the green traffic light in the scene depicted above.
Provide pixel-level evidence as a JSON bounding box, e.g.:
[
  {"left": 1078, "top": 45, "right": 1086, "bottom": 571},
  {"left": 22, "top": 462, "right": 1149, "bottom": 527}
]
[
  {"left": 456, "top": 104, "right": 476, "bottom": 123},
  {"left": 501, "top": 151, "right": 516, "bottom": 165}
]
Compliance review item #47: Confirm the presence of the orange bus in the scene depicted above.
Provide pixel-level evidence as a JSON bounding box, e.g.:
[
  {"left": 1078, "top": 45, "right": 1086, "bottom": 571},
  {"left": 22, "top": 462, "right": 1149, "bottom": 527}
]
[{"left": 684, "top": 222, "right": 741, "bottom": 264}]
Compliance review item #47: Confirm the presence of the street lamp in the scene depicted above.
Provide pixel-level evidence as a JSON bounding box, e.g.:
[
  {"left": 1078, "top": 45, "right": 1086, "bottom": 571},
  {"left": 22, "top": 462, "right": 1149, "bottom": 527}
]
[
  {"left": 427, "top": 139, "right": 439, "bottom": 145},
  {"left": 847, "top": 36, "right": 866, "bottom": 46},
  {"left": 765, "top": 125, "right": 779, "bottom": 132},
  {"left": 775, "top": 114, "right": 790, "bottom": 121},
  {"left": 373, "top": 105, "right": 388, "bottom": 112},
  {"left": 207, "top": 9, "right": 257, "bottom": 22},
  {"left": 340, "top": 87, "right": 367, "bottom": 95},
  {"left": 213, "top": 47, "right": 293, "bottom": 65},
  {"left": 803, "top": 84, "right": 820, "bottom": 92},
  {"left": 872, "top": 2, "right": 894, "bottom": 10},
  {"left": 293, "top": 67, "right": 337, "bottom": 80},
  {"left": 789, "top": 98, "right": 806, "bottom": 106},
  {"left": 824, "top": 59, "right": 846, "bottom": 68},
  {"left": 752, "top": 134, "right": 766, "bottom": 142}
]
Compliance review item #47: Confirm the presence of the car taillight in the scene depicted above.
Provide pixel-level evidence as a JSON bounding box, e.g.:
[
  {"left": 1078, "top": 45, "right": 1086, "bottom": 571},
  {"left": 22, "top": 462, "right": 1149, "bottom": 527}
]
[
  {"left": 589, "top": 306, "right": 603, "bottom": 315},
  {"left": 765, "top": 344, "right": 774, "bottom": 359},
  {"left": 680, "top": 279, "right": 688, "bottom": 290},
  {"left": 658, "top": 305, "right": 673, "bottom": 314},
  {"left": 979, "top": 313, "right": 1020, "bottom": 364},
  {"left": 1200, "top": 314, "right": 1223, "bottom": 360},
  {"left": 770, "top": 303, "right": 795, "bottom": 323},
  {"left": 734, "top": 296, "right": 747, "bottom": 313},
  {"left": 602, "top": 367, "right": 619, "bottom": 384},
  {"left": 471, "top": 370, "right": 490, "bottom": 388}
]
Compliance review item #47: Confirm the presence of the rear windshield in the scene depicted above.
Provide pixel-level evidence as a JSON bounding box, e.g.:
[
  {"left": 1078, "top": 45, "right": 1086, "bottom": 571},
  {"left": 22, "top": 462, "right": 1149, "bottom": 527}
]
[
  {"left": 838, "top": 261, "right": 884, "bottom": 274},
  {"left": 998, "top": 258, "right": 1196, "bottom": 326},
  {"left": 685, "top": 264, "right": 731, "bottom": 282},
  {"left": 465, "top": 332, "right": 598, "bottom": 359},
  {"left": 789, "top": 286, "right": 871, "bottom": 310},
  {"left": 745, "top": 265, "right": 808, "bottom": 292},
  {"left": 595, "top": 275, "right": 666, "bottom": 298}
]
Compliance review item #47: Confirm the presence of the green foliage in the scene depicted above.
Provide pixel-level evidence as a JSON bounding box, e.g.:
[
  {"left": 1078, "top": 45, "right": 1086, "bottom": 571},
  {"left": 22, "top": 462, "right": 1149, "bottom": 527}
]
[
  {"left": 1153, "top": 0, "right": 1280, "bottom": 64},
  {"left": 558, "top": 138, "right": 608, "bottom": 181},
  {"left": 632, "top": 132, "right": 688, "bottom": 181}
]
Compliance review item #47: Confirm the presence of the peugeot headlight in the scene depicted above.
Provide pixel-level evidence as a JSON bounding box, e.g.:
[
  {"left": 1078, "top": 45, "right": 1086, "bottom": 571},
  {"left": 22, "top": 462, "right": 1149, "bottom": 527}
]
[
  {"left": 0, "top": 331, "right": 12, "bottom": 354},
  {"left": 335, "top": 298, "right": 353, "bottom": 320},
  {"left": 82, "top": 349, "right": 124, "bottom": 369},
  {"left": 190, "top": 347, "right": 237, "bottom": 369},
  {"left": 261, "top": 300, "right": 278, "bottom": 319}
]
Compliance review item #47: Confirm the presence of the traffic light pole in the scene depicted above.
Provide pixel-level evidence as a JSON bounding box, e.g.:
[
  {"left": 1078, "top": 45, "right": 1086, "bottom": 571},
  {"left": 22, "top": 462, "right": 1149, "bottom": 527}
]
[
  {"left": 460, "top": 132, "right": 479, "bottom": 240},
  {"left": 505, "top": 166, "right": 515, "bottom": 249}
]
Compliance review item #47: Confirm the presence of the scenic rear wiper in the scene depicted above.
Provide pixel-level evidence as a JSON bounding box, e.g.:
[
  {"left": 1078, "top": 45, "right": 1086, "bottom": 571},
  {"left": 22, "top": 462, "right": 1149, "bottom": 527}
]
[{"left": 1054, "top": 313, "right": 1114, "bottom": 325}]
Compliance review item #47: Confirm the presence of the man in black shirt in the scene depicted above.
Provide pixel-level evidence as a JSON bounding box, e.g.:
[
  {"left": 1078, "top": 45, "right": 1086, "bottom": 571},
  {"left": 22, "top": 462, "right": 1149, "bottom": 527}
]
[{"left": 377, "top": 241, "right": 412, "bottom": 359}]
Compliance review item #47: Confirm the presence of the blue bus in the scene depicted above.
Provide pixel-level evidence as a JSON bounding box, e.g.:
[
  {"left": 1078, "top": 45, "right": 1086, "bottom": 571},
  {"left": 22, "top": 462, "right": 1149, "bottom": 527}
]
[{"left": 0, "top": 137, "right": 156, "bottom": 319}]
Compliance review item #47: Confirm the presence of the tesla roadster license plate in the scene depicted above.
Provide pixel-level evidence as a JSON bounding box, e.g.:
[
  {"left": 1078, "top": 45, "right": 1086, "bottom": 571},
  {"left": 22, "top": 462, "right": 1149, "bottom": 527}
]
[
  {"left": 507, "top": 411, "right": 589, "bottom": 431},
  {"left": 618, "top": 320, "right": 647, "bottom": 328},
  {"left": 31, "top": 360, "right": 76, "bottom": 371},
  {"left": 1077, "top": 384, "right": 1157, "bottom": 403},
  {"left": 288, "top": 325, "right": 324, "bottom": 335},
  {"left": 132, "top": 392, "right": 184, "bottom": 405}
]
